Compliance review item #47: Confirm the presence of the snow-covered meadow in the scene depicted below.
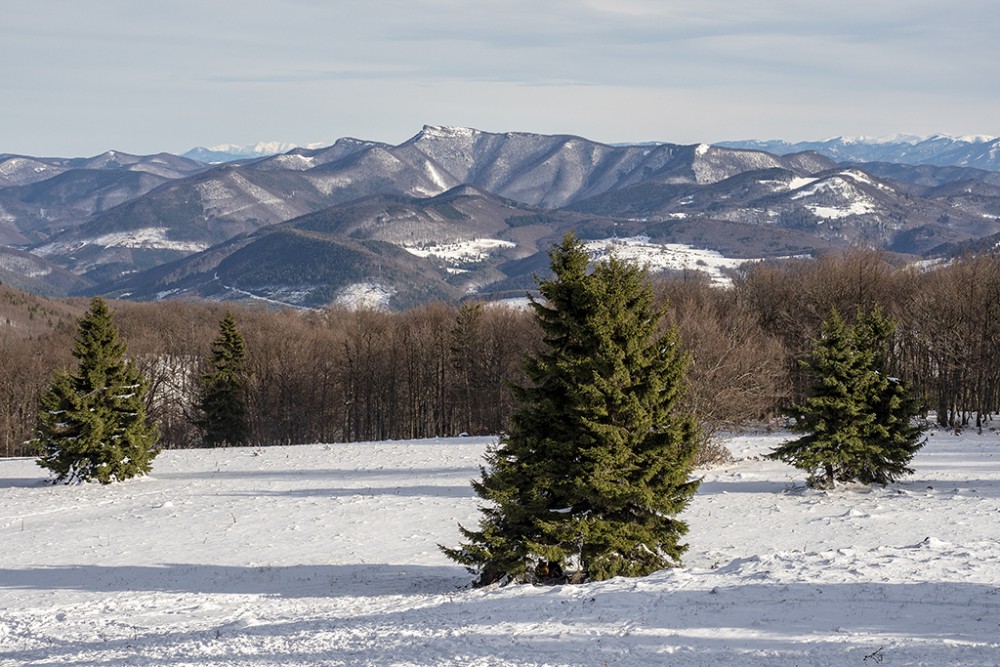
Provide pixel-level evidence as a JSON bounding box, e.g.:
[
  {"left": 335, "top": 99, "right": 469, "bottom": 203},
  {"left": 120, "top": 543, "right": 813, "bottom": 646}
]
[{"left": 2, "top": 428, "right": 999, "bottom": 666}]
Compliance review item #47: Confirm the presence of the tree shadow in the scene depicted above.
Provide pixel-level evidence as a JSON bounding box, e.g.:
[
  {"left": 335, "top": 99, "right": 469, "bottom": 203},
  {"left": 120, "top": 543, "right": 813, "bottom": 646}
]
[
  {"left": 0, "top": 477, "right": 50, "bottom": 490},
  {"left": 0, "top": 562, "right": 467, "bottom": 598},
  {"left": 153, "top": 466, "right": 479, "bottom": 482},
  {"left": 2, "top": 576, "right": 995, "bottom": 666},
  {"left": 695, "top": 479, "right": 795, "bottom": 495},
  {"left": 220, "top": 484, "right": 476, "bottom": 499}
]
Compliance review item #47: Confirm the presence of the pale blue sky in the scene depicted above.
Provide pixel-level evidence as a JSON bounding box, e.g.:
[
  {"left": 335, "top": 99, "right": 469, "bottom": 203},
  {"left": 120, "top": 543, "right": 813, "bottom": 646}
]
[{"left": 3, "top": 0, "right": 997, "bottom": 157}]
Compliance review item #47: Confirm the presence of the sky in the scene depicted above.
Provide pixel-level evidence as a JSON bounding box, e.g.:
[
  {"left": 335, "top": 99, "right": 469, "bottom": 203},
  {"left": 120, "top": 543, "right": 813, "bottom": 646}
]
[{"left": 2, "top": 0, "right": 998, "bottom": 157}]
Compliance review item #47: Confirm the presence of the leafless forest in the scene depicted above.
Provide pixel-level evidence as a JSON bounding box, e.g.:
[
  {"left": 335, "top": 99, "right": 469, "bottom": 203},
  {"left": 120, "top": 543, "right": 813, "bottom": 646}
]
[{"left": 2, "top": 249, "right": 998, "bottom": 458}]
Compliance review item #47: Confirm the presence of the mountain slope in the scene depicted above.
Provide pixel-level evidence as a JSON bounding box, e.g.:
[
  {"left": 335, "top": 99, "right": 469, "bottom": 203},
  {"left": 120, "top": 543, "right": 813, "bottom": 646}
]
[{"left": 0, "top": 169, "right": 170, "bottom": 241}]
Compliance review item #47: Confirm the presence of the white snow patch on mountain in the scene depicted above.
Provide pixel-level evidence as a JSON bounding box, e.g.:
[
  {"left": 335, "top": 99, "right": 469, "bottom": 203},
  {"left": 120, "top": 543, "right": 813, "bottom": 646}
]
[
  {"left": 419, "top": 125, "right": 479, "bottom": 139},
  {"left": 585, "top": 236, "right": 748, "bottom": 285},
  {"left": 788, "top": 176, "right": 819, "bottom": 190},
  {"left": 35, "top": 228, "right": 209, "bottom": 255},
  {"left": 265, "top": 154, "right": 316, "bottom": 170},
  {"left": 806, "top": 201, "right": 877, "bottom": 219},
  {"left": 91, "top": 229, "right": 210, "bottom": 252},
  {"left": 0, "top": 157, "right": 55, "bottom": 176},
  {"left": 838, "top": 168, "right": 895, "bottom": 193},
  {"left": 334, "top": 282, "right": 396, "bottom": 310},
  {"left": 404, "top": 239, "right": 516, "bottom": 264},
  {"left": 422, "top": 160, "right": 452, "bottom": 191},
  {"left": 789, "top": 175, "right": 880, "bottom": 215},
  {"left": 206, "top": 141, "right": 327, "bottom": 155}
]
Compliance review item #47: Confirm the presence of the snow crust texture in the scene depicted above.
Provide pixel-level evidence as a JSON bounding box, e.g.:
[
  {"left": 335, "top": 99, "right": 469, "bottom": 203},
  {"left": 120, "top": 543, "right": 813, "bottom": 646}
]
[{"left": 2, "top": 430, "right": 1000, "bottom": 665}]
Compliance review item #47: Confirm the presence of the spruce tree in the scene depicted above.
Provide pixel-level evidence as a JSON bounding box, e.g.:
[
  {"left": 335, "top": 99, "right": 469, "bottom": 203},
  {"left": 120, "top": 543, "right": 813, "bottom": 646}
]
[
  {"left": 33, "top": 297, "right": 158, "bottom": 484},
  {"left": 196, "top": 312, "right": 250, "bottom": 447},
  {"left": 443, "top": 234, "right": 701, "bottom": 585},
  {"left": 768, "top": 308, "right": 925, "bottom": 487},
  {"left": 846, "top": 308, "right": 927, "bottom": 484}
]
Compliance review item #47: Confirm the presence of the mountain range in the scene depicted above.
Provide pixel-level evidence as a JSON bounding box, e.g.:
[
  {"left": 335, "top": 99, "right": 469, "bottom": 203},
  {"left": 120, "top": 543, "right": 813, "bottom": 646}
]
[
  {"left": 2, "top": 128, "right": 1000, "bottom": 309},
  {"left": 719, "top": 134, "right": 1000, "bottom": 171},
  {"left": 181, "top": 141, "right": 331, "bottom": 164}
]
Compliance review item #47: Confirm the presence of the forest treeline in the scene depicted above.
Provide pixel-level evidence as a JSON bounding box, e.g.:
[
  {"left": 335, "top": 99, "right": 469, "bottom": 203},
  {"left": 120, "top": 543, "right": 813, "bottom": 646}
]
[{"left": 2, "top": 248, "right": 999, "bottom": 457}]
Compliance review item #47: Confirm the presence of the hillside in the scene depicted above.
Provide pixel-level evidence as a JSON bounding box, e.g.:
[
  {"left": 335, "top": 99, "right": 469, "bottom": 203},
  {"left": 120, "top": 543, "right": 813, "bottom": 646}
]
[{"left": 2, "top": 428, "right": 999, "bottom": 665}]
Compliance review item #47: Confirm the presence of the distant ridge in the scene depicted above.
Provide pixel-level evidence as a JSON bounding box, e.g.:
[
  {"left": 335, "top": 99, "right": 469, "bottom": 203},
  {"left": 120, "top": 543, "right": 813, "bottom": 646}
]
[
  {"left": 182, "top": 141, "right": 330, "bottom": 164},
  {"left": 717, "top": 134, "right": 1000, "bottom": 171}
]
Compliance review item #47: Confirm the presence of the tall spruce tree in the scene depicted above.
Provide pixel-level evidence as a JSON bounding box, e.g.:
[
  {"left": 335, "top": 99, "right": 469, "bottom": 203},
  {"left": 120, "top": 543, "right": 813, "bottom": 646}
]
[
  {"left": 196, "top": 312, "right": 250, "bottom": 447},
  {"left": 768, "top": 308, "right": 925, "bottom": 487},
  {"left": 33, "top": 297, "right": 158, "bottom": 484},
  {"left": 443, "top": 234, "right": 701, "bottom": 585}
]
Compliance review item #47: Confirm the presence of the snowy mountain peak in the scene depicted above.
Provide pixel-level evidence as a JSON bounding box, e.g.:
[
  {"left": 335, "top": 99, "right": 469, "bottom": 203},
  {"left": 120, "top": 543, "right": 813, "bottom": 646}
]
[
  {"left": 418, "top": 125, "right": 480, "bottom": 140},
  {"left": 831, "top": 134, "right": 928, "bottom": 146},
  {"left": 206, "top": 141, "right": 296, "bottom": 154},
  {"left": 183, "top": 141, "right": 330, "bottom": 164}
]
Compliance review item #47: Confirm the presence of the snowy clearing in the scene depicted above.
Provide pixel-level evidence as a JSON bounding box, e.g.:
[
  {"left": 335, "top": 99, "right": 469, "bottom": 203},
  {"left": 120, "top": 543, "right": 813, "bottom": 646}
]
[
  {"left": 2, "top": 428, "right": 1000, "bottom": 665},
  {"left": 332, "top": 282, "right": 396, "bottom": 310},
  {"left": 585, "top": 237, "right": 748, "bottom": 286},
  {"left": 35, "top": 228, "right": 209, "bottom": 255},
  {"left": 403, "top": 239, "right": 517, "bottom": 264}
]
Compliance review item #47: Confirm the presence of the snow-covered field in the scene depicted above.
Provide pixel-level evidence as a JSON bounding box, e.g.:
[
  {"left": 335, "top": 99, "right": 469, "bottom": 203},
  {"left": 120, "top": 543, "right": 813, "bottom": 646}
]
[
  {"left": 2, "top": 428, "right": 1000, "bottom": 666},
  {"left": 585, "top": 237, "right": 748, "bottom": 286}
]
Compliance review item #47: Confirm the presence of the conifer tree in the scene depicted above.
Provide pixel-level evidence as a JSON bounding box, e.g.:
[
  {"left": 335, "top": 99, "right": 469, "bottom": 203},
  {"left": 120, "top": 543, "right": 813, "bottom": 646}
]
[
  {"left": 196, "top": 312, "right": 250, "bottom": 447},
  {"left": 444, "top": 234, "right": 701, "bottom": 585},
  {"left": 33, "top": 297, "right": 158, "bottom": 484},
  {"left": 768, "top": 308, "right": 925, "bottom": 487},
  {"left": 846, "top": 308, "right": 927, "bottom": 484}
]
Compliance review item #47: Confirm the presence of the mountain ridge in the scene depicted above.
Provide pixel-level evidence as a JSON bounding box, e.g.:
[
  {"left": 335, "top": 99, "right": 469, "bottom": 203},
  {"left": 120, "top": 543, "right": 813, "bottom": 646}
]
[
  {"left": 718, "top": 134, "right": 1000, "bottom": 171},
  {"left": 3, "top": 126, "right": 1000, "bottom": 309}
]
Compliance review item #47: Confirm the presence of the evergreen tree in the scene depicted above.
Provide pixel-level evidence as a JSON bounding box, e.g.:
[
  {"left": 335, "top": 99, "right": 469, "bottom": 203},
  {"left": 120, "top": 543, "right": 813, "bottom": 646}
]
[
  {"left": 847, "top": 308, "right": 927, "bottom": 484},
  {"left": 33, "top": 297, "right": 158, "bottom": 484},
  {"left": 768, "top": 308, "right": 925, "bottom": 487},
  {"left": 443, "top": 234, "right": 701, "bottom": 585},
  {"left": 196, "top": 312, "right": 250, "bottom": 447}
]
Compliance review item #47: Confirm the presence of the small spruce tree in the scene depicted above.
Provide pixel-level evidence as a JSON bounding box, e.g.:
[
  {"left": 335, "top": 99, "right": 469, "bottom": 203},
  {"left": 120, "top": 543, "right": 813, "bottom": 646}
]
[
  {"left": 769, "top": 307, "right": 925, "bottom": 487},
  {"left": 33, "top": 297, "right": 158, "bottom": 484},
  {"left": 443, "top": 234, "right": 701, "bottom": 585},
  {"left": 195, "top": 312, "right": 251, "bottom": 447}
]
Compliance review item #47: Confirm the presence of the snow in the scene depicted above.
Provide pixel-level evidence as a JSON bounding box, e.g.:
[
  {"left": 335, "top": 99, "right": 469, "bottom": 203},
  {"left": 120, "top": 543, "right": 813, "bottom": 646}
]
[
  {"left": 419, "top": 125, "right": 479, "bottom": 139},
  {"left": 584, "top": 237, "right": 748, "bottom": 286},
  {"left": 0, "top": 254, "right": 51, "bottom": 278},
  {"left": 805, "top": 201, "right": 876, "bottom": 220},
  {"left": 2, "top": 427, "right": 1000, "bottom": 665},
  {"left": 333, "top": 282, "right": 396, "bottom": 310},
  {"left": 838, "top": 168, "right": 895, "bottom": 193},
  {"left": 787, "top": 174, "right": 879, "bottom": 219},
  {"left": 212, "top": 279, "right": 317, "bottom": 311},
  {"left": 422, "top": 160, "right": 453, "bottom": 191},
  {"left": 204, "top": 141, "right": 326, "bottom": 155},
  {"left": 787, "top": 176, "right": 818, "bottom": 191},
  {"left": 35, "top": 228, "right": 209, "bottom": 256},
  {"left": 404, "top": 239, "right": 516, "bottom": 264},
  {"left": 835, "top": 133, "right": 929, "bottom": 145},
  {"left": 266, "top": 154, "right": 316, "bottom": 170}
]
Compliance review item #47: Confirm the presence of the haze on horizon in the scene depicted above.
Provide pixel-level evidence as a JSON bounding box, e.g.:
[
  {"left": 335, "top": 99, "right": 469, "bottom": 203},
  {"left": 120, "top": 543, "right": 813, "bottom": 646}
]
[{"left": 2, "top": 0, "right": 998, "bottom": 158}]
